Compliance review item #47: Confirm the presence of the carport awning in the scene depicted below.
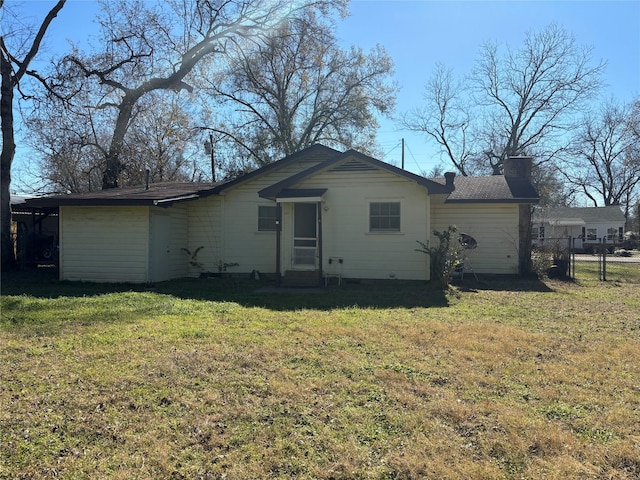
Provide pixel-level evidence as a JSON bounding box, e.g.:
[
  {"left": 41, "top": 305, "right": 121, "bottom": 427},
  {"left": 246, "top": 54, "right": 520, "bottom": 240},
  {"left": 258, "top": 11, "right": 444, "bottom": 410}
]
[
  {"left": 275, "top": 188, "right": 327, "bottom": 203},
  {"left": 548, "top": 218, "right": 585, "bottom": 227}
]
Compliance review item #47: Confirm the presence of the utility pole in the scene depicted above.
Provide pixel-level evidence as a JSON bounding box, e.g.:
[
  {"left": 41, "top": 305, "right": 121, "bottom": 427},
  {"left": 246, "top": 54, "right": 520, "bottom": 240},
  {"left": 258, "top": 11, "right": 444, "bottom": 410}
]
[
  {"left": 401, "top": 138, "right": 405, "bottom": 170},
  {"left": 204, "top": 134, "right": 215, "bottom": 182}
]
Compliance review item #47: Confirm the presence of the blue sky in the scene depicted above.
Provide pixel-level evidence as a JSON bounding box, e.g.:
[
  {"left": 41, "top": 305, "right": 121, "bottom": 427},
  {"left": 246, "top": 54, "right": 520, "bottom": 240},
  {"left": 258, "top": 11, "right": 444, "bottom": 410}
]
[
  {"left": 9, "top": 0, "right": 640, "bottom": 189},
  {"left": 337, "top": 0, "right": 640, "bottom": 173}
]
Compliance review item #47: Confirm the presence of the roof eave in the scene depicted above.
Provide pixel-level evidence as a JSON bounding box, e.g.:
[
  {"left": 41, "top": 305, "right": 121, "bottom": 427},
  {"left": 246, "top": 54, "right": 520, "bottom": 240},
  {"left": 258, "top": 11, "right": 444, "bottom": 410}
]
[
  {"left": 445, "top": 198, "right": 540, "bottom": 204},
  {"left": 27, "top": 195, "right": 203, "bottom": 208}
]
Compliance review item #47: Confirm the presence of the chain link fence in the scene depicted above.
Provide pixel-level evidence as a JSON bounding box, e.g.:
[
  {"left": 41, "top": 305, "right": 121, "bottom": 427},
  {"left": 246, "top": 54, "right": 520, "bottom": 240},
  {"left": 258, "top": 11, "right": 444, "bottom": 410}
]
[{"left": 533, "top": 236, "right": 640, "bottom": 281}]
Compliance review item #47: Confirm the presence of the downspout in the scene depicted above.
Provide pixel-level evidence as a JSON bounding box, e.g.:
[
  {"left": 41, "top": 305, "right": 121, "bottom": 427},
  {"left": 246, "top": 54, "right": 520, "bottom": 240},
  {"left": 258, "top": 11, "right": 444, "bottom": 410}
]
[
  {"left": 425, "top": 194, "right": 431, "bottom": 281},
  {"left": 317, "top": 201, "right": 323, "bottom": 282},
  {"left": 275, "top": 202, "right": 282, "bottom": 286}
]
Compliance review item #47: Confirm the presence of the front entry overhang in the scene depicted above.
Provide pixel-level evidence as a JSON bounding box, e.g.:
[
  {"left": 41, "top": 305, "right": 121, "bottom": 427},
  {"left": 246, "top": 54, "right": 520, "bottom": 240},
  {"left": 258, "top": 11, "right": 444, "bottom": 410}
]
[
  {"left": 273, "top": 188, "right": 327, "bottom": 203},
  {"left": 270, "top": 189, "right": 326, "bottom": 287}
]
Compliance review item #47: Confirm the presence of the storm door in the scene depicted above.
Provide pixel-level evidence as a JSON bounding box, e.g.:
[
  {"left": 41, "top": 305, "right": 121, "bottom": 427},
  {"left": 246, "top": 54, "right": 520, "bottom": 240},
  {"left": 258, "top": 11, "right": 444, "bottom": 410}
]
[{"left": 292, "top": 203, "right": 318, "bottom": 269}]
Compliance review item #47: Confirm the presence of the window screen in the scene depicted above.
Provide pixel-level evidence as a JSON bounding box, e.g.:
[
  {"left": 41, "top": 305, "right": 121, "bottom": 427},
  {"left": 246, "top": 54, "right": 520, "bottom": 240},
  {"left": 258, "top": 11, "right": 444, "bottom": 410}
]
[
  {"left": 369, "top": 202, "right": 400, "bottom": 232},
  {"left": 258, "top": 205, "right": 277, "bottom": 231}
]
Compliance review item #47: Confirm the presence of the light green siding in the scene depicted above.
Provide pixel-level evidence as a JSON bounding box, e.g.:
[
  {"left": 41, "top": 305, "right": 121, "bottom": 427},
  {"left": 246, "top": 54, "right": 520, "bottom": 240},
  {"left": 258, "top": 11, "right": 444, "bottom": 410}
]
[
  {"left": 60, "top": 205, "right": 189, "bottom": 283},
  {"left": 187, "top": 196, "right": 224, "bottom": 276},
  {"left": 220, "top": 188, "right": 277, "bottom": 275},
  {"left": 166, "top": 205, "right": 189, "bottom": 279},
  {"left": 60, "top": 206, "right": 150, "bottom": 282},
  {"left": 431, "top": 202, "right": 520, "bottom": 274},
  {"left": 292, "top": 167, "right": 431, "bottom": 280},
  {"left": 184, "top": 159, "right": 331, "bottom": 277}
]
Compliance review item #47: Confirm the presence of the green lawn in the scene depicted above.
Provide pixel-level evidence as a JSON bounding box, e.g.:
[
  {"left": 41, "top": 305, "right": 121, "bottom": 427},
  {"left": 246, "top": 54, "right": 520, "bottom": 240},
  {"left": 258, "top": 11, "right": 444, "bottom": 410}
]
[{"left": 1, "top": 265, "right": 639, "bottom": 479}]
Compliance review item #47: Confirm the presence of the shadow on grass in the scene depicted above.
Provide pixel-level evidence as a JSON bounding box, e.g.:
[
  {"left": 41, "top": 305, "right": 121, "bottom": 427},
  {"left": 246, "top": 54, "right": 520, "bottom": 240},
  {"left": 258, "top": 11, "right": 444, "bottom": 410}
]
[
  {"left": 1, "top": 268, "right": 554, "bottom": 311},
  {"left": 452, "top": 275, "right": 555, "bottom": 293}
]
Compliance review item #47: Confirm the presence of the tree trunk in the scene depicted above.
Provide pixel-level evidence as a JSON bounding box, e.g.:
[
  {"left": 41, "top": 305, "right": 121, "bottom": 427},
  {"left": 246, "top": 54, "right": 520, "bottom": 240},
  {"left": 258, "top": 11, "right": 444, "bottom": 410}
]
[
  {"left": 0, "top": 0, "right": 66, "bottom": 269},
  {"left": 101, "top": 97, "right": 134, "bottom": 189},
  {"left": 1, "top": 51, "right": 16, "bottom": 271},
  {"left": 102, "top": 151, "right": 121, "bottom": 189}
]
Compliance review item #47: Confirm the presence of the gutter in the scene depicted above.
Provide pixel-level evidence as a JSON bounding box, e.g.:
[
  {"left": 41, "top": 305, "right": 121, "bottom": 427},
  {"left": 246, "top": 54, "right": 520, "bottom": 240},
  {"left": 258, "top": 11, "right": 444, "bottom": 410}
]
[{"left": 152, "top": 194, "right": 200, "bottom": 206}]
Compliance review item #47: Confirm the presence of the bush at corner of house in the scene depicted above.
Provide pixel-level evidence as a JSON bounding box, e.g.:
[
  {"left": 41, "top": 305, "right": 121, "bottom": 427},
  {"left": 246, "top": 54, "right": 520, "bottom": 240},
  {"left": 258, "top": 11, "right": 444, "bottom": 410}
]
[{"left": 416, "top": 226, "right": 463, "bottom": 288}]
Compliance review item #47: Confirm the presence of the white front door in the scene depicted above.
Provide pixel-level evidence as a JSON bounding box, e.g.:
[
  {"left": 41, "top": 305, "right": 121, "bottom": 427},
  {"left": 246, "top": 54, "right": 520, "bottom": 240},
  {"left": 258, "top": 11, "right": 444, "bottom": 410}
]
[{"left": 292, "top": 203, "right": 318, "bottom": 269}]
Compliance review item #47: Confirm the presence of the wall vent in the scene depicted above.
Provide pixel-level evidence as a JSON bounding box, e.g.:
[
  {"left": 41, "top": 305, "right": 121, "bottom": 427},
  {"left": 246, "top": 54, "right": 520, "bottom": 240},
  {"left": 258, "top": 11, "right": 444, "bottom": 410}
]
[{"left": 330, "top": 159, "right": 378, "bottom": 172}]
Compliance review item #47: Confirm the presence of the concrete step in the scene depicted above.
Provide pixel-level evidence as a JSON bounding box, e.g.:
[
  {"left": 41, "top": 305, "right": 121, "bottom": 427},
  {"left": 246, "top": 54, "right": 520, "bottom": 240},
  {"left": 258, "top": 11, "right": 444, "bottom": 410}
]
[{"left": 281, "top": 270, "right": 321, "bottom": 287}]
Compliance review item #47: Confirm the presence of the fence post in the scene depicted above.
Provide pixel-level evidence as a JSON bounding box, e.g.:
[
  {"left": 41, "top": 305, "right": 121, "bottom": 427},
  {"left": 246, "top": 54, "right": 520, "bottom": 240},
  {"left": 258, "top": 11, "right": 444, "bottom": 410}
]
[
  {"left": 598, "top": 238, "right": 602, "bottom": 281},
  {"left": 569, "top": 236, "right": 574, "bottom": 279},
  {"left": 602, "top": 237, "right": 607, "bottom": 282}
]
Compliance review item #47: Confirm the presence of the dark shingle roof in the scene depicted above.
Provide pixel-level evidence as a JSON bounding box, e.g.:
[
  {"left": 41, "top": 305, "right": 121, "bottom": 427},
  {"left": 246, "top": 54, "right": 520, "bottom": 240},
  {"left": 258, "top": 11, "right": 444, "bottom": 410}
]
[
  {"left": 23, "top": 145, "right": 540, "bottom": 207},
  {"left": 25, "top": 182, "right": 219, "bottom": 207},
  {"left": 430, "top": 175, "right": 539, "bottom": 203}
]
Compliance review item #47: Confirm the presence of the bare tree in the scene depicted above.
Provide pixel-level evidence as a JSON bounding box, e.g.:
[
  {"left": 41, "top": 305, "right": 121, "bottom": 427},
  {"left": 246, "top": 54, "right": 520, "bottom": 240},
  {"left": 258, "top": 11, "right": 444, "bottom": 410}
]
[
  {"left": 561, "top": 99, "right": 640, "bottom": 212},
  {"left": 404, "top": 24, "right": 605, "bottom": 177},
  {"left": 27, "top": 91, "right": 202, "bottom": 193},
  {"left": 123, "top": 94, "right": 205, "bottom": 184},
  {"left": 205, "top": 13, "right": 397, "bottom": 167},
  {"left": 403, "top": 63, "right": 475, "bottom": 175},
  {"left": 49, "top": 0, "right": 346, "bottom": 190},
  {"left": 1, "top": 0, "right": 66, "bottom": 270}
]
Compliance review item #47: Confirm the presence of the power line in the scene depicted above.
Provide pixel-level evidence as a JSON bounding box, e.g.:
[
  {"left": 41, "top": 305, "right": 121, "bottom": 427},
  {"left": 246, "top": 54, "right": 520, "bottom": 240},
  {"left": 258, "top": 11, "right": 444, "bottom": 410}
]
[
  {"left": 403, "top": 141, "right": 423, "bottom": 174},
  {"left": 383, "top": 141, "right": 401, "bottom": 159}
]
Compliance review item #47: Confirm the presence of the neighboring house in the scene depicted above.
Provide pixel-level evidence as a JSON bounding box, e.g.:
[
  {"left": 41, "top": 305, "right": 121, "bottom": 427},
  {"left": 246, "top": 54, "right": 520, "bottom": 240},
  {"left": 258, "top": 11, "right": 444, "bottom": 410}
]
[
  {"left": 26, "top": 145, "right": 539, "bottom": 284},
  {"left": 532, "top": 206, "right": 626, "bottom": 253}
]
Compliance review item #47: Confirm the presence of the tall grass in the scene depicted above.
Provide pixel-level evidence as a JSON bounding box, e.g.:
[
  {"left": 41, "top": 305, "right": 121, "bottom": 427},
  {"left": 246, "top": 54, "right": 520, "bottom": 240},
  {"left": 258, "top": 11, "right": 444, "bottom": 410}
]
[{"left": 1, "top": 266, "right": 639, "bottom": 479}]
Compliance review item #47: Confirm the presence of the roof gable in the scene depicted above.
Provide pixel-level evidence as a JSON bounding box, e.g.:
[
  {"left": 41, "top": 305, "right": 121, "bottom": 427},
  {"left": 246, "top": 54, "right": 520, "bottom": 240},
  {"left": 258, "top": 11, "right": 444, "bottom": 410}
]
[
  {"left": 259, "top": 149, "right": 452, "bottom": 199},
  {"left": 213, "top": 144, "right": 341, "bottom": 194}
]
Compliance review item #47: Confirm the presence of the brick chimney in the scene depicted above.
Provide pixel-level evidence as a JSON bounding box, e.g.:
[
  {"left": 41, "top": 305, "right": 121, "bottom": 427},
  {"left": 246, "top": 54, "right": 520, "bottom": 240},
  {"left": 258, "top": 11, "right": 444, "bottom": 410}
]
[
  {"left": 503, "top": 156, "right": 532, "bottom": 179},
  {"left": 444, "top": 171, "right": 456, "bottom": 188},
  {"left": 504, "top": 156, "right": 535, "bottom": 276}
]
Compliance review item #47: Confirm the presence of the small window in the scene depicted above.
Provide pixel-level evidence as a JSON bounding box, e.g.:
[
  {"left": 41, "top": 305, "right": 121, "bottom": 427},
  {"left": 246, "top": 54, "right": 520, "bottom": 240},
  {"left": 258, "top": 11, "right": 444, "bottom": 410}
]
[
  {"left": 531, "top": 227, "right": 539, "bottom": 239},
  {"left": 369, "top": 202, "right": 400, "bottom": 232},
  {"left": 607, "top": 227, "right": 617, "bottom": 240},
  {"left": 258, "top": 205, "right": 277, "bottom": 231},
  {"left": 586, "top": 228, "right": 597, "bottom": 241}
]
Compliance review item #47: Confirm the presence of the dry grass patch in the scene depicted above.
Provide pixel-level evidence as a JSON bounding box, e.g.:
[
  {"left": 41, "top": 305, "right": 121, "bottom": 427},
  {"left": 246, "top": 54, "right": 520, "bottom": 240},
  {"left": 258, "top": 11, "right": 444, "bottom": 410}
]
[{"left": 1, "top": 266, "right": 640, "bottom": 479}]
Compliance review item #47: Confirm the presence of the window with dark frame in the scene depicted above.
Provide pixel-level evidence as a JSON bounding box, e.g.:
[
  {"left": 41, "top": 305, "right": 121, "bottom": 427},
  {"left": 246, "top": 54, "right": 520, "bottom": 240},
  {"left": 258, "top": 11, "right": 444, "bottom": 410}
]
[
  {"left": 369, "top": 202, "right": 400, "bottom": 232},
  {"left": 258, "top": 205, "right": 277, "bottom": 231}
]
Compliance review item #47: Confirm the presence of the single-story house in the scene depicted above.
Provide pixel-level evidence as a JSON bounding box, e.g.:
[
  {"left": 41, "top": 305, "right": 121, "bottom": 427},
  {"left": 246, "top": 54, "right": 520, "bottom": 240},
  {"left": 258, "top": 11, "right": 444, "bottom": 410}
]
[
  {"left": 25, "top": 144, "right": 539, "bottom": 284},
  {"left": 532, "top": 206, "right": 626, "bottom": 253}
]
